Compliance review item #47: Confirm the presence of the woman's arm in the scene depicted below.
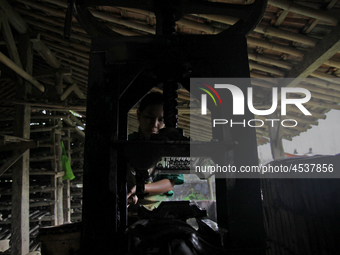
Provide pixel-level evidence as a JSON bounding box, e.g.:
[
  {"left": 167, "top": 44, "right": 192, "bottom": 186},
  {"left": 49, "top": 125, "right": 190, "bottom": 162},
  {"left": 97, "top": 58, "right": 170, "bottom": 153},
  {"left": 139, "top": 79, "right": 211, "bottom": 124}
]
[
  {"left": 128, "top": 178, "right": 176, "bottom": 199},
  {"left": 145, "top": 178, "right": 176, "bottom": 195}
]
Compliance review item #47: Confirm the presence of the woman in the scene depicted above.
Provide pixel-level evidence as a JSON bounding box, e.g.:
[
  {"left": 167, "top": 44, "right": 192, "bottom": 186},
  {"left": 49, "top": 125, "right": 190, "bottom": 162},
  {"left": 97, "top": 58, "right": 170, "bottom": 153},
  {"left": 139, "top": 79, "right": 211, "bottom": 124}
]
[{"left": 127, "top": 92, "right": 184, "bottom": 208}]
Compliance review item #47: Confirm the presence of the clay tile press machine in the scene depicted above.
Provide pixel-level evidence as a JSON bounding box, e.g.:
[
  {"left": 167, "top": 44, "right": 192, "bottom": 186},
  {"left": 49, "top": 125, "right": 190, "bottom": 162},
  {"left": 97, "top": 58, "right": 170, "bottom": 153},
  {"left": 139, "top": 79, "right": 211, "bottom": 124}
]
[{"left": 65, "top": 0, "right": 268, "bottom": 254}]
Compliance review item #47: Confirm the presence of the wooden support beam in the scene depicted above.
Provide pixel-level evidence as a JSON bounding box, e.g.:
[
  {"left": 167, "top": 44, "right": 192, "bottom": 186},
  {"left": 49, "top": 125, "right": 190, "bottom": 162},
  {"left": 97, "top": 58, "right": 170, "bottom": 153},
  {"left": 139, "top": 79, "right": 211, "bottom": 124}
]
[
  {"left": 60, "top": 83, "right": 86, "bottom": 100},
  {"left": 31, "top": 38, "right": 60, "bottom": 69},
  {"left": 286, "top": 24, "right": 340, "bottom": 81},
  {"left": 69, "top": 114, "right": 85, "bottom": 129},
  {"left": 0, "top": 51, "right": 45, "bottom": 92},
  {"left": 268, "top": 0, "right": 338, "bottom": 24},
  {"left": 31, "top": 36, "right": 75, "bottom": 85},
  {"left": 0, "top": 134, "right": 31, "bottom": 145},
  {"left": 274, "top": 10, "right": 289, "bottom": 27},
  {"left": 59, "top": 83, "right": 76, "bottom": 100},
  {"left": 0, "top": 140, "right": 38, "bottom": 152},
  {"left": 63, "top": 118, "right": 85, "bottom": 138},
  {"left": 0, "top": 11, "right": 22, "bottom": 68},
  {"left": 0, "top": 0, "right": 28, "bottom": 34},
  {"left": 303, "top": 19, "right": 320, "bottom": 34}
]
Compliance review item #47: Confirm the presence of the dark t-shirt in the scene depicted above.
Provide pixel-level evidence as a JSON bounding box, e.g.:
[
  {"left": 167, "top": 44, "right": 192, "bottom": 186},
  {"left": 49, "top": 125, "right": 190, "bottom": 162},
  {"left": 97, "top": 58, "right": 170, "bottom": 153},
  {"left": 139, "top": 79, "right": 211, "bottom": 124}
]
[{"left": 127, "top": 132, "right": 184, "bottom": 197}]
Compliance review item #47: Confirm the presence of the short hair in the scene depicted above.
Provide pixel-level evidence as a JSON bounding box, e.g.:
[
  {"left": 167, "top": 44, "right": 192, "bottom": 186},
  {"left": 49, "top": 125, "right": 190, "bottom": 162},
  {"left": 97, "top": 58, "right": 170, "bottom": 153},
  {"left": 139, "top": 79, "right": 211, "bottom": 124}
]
[{"left": 138, "top": 92, "right": 163, "bottom": 112}]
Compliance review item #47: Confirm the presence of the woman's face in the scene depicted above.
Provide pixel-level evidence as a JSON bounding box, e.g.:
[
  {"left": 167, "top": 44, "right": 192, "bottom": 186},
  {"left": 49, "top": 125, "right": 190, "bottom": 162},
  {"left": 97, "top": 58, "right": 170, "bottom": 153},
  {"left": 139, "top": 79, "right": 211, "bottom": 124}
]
[{"left": 137, "top": 104, "right": 164, "bottom": 138}]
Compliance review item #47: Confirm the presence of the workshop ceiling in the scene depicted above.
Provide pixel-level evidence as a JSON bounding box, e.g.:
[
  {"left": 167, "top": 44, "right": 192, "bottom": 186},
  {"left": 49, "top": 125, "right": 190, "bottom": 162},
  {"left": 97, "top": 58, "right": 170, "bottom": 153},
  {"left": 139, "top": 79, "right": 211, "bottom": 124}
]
[{"left": 0, "top": 0, "right": 340, "bottom": 145}]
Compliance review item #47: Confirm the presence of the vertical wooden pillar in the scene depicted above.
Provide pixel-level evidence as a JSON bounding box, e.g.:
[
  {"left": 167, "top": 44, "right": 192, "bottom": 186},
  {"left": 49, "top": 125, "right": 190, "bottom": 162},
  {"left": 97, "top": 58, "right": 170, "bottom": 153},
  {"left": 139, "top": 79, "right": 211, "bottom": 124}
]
[
  {"left": 50, "top": 115, "right": 58, "bottom": 226},
  {"left": 63, "top": 130, "right": 72, "bottom": 223},
  {"left": 56, "top": 119, "right": 64, "bottom": 225},
  {"left": 12, "top": 106, "right": 30, "bottom": 255},
  {"left": 50, "top": 116, "right": 64, "bottom": 225},
  {"left": 11, "top": 33, "right": 32, "bottom": 255}
]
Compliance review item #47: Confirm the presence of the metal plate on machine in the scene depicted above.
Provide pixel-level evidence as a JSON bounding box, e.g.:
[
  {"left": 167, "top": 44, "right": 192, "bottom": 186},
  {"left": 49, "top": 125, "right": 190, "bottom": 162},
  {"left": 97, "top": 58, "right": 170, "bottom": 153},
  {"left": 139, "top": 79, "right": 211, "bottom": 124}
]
[{"left": 112, "top": 140, "right": 236, "bottom": 170}]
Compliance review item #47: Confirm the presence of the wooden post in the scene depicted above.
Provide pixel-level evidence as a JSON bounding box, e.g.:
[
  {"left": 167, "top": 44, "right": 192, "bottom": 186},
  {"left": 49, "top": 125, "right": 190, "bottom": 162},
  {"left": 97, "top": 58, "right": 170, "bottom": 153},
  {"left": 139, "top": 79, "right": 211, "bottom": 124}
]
[
  {"left": 50, "top": 113, "right": 57, "bottom": 226},
  {"left": 56, "top": 119, "right": 64, "bottom": 225},
  {"left": 50, "top": 116, "right": 64, "bottom": 225},
  {"left": 11, "top": 105, "right": 30, "bottom": 255},
  {"left": 11, "top": 33, "right": 32, "bottom": 255},
  {"left": 63, "top": 130, "right": 72, "bottom": 223}
]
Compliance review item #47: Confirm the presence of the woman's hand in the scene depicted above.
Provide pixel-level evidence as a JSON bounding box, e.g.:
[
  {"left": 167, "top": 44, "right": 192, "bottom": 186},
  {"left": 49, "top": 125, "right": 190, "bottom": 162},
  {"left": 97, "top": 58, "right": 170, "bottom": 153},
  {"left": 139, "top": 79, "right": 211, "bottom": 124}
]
[
  {"left": 127, "top": 179, "right": 175, "bottom": 207},
  {"left": 127, "top": 186, "right": 138, "bottom": 207},
  {"left": 127, "top": 194, "right": 138, "bottom": 207}
]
